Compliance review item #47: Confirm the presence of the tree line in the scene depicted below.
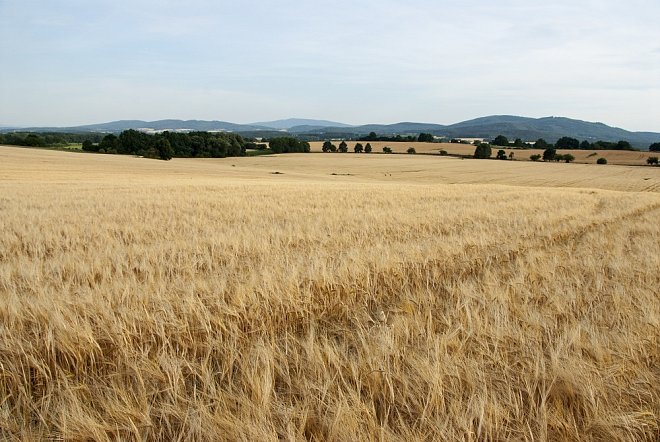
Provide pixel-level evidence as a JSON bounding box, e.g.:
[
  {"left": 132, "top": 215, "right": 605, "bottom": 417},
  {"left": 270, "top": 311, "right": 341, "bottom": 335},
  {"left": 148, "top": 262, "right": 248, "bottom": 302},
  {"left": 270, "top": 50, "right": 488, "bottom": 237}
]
[
  {"left": 491, "top": 134, "right": 659, "bottom": 151},
  {"left": 81, "top": 130, "right": 247, "bottom": 160},
  {"left": 0, "top": 132, "right": 105, "bottom": 147},
  {"left": 359, "top": 132, "right": 435, "bottom": 143}
]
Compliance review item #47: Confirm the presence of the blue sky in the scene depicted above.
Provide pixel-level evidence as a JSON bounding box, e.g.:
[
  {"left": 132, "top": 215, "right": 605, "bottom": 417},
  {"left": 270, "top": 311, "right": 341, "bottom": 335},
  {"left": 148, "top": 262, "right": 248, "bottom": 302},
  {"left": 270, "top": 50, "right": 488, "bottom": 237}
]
[{"left": 1, "top": 0, "right": 659, "bottom": 131}]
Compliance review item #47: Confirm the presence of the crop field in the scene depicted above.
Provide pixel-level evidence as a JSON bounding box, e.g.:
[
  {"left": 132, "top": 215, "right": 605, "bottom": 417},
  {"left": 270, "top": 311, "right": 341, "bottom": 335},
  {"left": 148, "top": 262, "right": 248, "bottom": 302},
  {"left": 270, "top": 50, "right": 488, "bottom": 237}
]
[
  {"left": 1, "top": 146, "right": 659, "bottom": 440},
  {"left": 307, "top": 141, "right": 659, "bottom": 165}
]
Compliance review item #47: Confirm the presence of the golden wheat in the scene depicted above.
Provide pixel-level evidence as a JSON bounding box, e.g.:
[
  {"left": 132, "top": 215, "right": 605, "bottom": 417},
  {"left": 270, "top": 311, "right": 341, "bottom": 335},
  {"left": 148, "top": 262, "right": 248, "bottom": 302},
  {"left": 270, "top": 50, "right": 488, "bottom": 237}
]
[
  {"left": 307, "top": 141, "right": 660, "bottom": 165},
  {"left": 0, "top": 146, "right": 658, "bottom": 440}
]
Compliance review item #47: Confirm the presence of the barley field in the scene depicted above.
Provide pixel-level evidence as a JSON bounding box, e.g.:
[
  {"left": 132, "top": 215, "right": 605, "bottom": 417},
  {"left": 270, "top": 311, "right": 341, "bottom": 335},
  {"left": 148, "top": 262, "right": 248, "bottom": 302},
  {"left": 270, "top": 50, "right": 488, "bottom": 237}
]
[
  {"left": 1, "top": 146, "right": 659, "bottom": 441},
  {"left": 307, "top": 141, "right": 659, "bottom": 165}
]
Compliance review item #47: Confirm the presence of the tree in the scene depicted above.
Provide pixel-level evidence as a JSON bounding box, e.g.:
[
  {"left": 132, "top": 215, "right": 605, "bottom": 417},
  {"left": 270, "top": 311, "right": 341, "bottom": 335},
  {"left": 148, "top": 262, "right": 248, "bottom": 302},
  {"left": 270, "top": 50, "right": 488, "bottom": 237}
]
[
  {"left": 542, "top": 147, "right": 556, "bottom": 161},
  {"left": 615, "top": 140, "right": 632, "bottom": 150},
  {"left": 364, "top": 143, "right": 372, "bottom": 153},
  {"left": 496, "top": 149, "right": 507, "bottom": 160},
  {"left": 509, "top": 151, "right": 515, "bottom": 160},
  {"left": 555, "top": 137, "right": 579, "bottom": 149},
  {"left": 354, "top": 143, "right": 363, "bottom": 153},
  {"left": 513, "top": 138, "right": 525, "bottom": 148},
  {"left": 322, "top": 141, "right": 334, "bottom": 152},
  {"left": 580, "top": 140, "right": 592, "bottom": 150},
  {"left": 99, "top": 134, "right": 121, "bottom": 154},
  {"left": 597, "top": 157, "right": 607, "bottom": 164},
  {"left": 24, "top": 134, "right": 46, "bottom": 147},
  {"left": 530, "top": 154, "right": 541, "bottom": 161},
  {"left": 156, "top": 138, "right": 174, "bottom": 160},
  {"left": 534, "top": 138, "right": 549, "bottom": 149},
  {"left": 383, "top": 146, "right": 392, "bottom": 153},
  {"left": 650, "top": 143, "right": 660, "bottom": 152},
  {"left": 269, "top": 137, "right": 310, "bottom": 153},
  {"left": 118, "top": 129, "right": 151, "bottom": 155},
  {"left": 407, "top": 147, "right": 416, "bottom": 154},
  {"left": 562, "top": 153, "right": 575, "bottom": 163},
  {"left": 418, "top": 133, "right": 434, "bottom": 142},
  {"left": 474, "top": 143, "right": 492, "bottom": 159},
  {"left": 82, "top": 140, "right": 98, "bottom": 152},
  {"left": 338, "top": 141, "right": 348, "bottom": 153},
  {"left": 492, "top": 135, "right": 509, "bottom": 146},
  {"left": 647, "top": 156, "right": 659, "bottom": 165}
]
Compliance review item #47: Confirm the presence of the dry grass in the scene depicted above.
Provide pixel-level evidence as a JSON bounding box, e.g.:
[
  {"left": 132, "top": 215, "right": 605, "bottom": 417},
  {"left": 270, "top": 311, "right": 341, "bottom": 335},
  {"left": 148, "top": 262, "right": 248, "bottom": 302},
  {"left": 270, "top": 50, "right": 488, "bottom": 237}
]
[
  {"left": 308, "top": 141, "right": 659, "bottom": 165},
  {"left": 1, "top": 146, "right": 659, "bottom": 441}
]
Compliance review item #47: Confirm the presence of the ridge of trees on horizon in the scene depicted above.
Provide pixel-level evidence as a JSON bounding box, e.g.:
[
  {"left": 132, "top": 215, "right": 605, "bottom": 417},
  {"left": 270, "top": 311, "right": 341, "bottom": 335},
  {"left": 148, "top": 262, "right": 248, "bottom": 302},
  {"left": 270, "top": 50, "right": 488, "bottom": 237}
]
[{"left": 490, "top": 134, "right": 651, "bottom": 151}]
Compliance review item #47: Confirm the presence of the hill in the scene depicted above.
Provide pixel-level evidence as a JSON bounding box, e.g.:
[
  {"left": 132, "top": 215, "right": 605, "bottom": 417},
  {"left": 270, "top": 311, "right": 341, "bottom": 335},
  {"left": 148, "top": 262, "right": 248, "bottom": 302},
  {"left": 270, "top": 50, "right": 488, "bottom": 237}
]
[
  {"left": 250, "top": 118, "right": 353, "bottom": 130},
  {"left": 3, "top": 116, "right": 659, "bottom": 148}
]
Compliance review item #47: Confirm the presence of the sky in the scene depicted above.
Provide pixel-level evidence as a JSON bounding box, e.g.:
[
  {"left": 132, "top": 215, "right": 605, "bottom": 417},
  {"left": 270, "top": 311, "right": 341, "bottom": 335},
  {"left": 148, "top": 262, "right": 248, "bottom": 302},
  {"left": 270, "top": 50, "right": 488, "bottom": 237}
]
[{"left": 1, "top": 0, "right": 659, "bottom": 131}]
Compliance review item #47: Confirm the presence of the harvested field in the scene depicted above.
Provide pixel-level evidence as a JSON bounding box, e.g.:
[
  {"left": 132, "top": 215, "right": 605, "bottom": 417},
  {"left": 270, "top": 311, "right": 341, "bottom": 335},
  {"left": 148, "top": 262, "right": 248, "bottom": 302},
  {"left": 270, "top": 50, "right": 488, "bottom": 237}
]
[
  {"left": 1, "top": 146, "right": 659, "bottom": 441},
  {"left": 308, "top": 141, "right": 659, "bottom": 165}
]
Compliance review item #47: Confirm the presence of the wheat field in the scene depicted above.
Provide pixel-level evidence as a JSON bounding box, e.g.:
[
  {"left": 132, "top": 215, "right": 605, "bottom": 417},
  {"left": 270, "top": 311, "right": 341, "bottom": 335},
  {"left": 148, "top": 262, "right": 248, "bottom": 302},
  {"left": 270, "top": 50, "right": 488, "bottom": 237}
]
[
  {"left": 307, "top": 141, "right": 659, "bottom": 165},
  {"left": 1, "top": 146, "right": 659, "bottom": 441}
]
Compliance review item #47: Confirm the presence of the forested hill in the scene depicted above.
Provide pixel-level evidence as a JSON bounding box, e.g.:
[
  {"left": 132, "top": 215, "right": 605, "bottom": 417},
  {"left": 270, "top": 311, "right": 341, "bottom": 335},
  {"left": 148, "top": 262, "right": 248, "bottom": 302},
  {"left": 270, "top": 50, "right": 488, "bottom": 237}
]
[{"left": 3, "top": 115, "right": 659, "bottom": 148}]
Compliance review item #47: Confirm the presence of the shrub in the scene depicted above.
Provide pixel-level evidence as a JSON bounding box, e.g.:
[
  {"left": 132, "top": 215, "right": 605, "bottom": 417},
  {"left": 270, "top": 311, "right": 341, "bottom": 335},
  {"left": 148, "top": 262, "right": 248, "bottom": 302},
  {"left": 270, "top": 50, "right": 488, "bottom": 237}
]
[
  {"left": 383, "top": 146, "right": 393, "bottom": 154},
  {"left": 597, "top": 157, "right": 608, "bottom": 164},
  {"left": 530, "top": 154, "right": 541, "bottom": 161},
  {"left": 543, "top": 147, "right": 556, "bottom": 161},
  {"left": 647, "top": 156, "right": 659, "bottom": 165},
  {"left": 407, "top": 147, "right": 416, "bottom": 154},
  {"left": 563, "top": 154, "right": 575, "bottom": 163},
  {"left": 439, "top": 150, "right": 448, "bottom": 156},
  {"left": 496, "top": 149, "right": 507, "bottom": 160}
]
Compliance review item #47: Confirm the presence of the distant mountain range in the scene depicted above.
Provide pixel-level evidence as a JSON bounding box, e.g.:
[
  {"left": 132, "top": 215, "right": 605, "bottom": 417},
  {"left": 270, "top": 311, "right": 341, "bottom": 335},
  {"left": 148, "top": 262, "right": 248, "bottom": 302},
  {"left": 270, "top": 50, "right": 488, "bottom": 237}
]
[{"left": 3, "top": 116, "right": 659, "bottom": 148}]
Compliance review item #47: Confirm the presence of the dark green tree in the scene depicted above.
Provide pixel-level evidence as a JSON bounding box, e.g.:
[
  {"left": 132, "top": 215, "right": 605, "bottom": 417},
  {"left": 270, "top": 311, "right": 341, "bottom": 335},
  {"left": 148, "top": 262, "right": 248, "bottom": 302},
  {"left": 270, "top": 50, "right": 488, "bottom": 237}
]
[
  {"left": 82, "top": 140, "right": 98, "bottom": 152},
  {"left": 555, "top": 137, "right": 579, "bottom": 149},
  {"left": 322, "top": 141, "right": 334, "bottom": 152},
  {"left": 364, "top": 143, "right": 372, "bottom": 153},
  {"left": 269, "top": 137, "right": 310, "bottom": 153},
  {"left": 99, "top": 134, "right": 121, "bottom": 153},
  {"left": 382, "top": 146, "right": 392, "bottom": 153},
  {"left": 496, "top": 149, "right": 507, "bottom": 160},
  {"left": 563, "top": 154, "right": 575, "bottom": 163},
  {"left": 580, "top": 140, "right": 592, "bottom": 150},
  {"left": 492, "top": 135, "right": 509, "bottom": 146},
  {"left": 615, "top": 140, "right": 632, "bottom": 150},
  {"left": 407, "top": 147, "right": 416, "bottom": 154},
  {"left": 474, "top": 143, "right": 492, "bottom": 159},
  {"left": 542, "top": 147, "right": 556, "bottom": 161},
  {"left": 354, "top": 143, "right": 364, "bottom": 153},
  {"left": 647, "top": 156, "right": 658, "bottom": 165},
  {"left": 649, "top": 143, "right": 660, "bottom": 152},
  {"left": 597, "top": 157, "right": 607, "bottom": 164},
  {"left": 534, "top": 138, "right": 549, "bottom": 149},
  {"left": 418, "top": 133, "right": 434, "bottom": 142},
  {"left": 338, "top": 141, "right": 348, "bottom": 153},
  {"left": 156, "top": 138, "right": 174, "bottom": 160}
]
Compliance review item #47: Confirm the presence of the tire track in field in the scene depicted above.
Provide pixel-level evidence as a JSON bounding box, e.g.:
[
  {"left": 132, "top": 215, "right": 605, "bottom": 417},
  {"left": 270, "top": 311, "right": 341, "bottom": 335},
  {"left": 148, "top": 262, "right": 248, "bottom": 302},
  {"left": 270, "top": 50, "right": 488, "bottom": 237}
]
[{"left": 295, "top": 200, "right": 660, "bottom": 319}]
